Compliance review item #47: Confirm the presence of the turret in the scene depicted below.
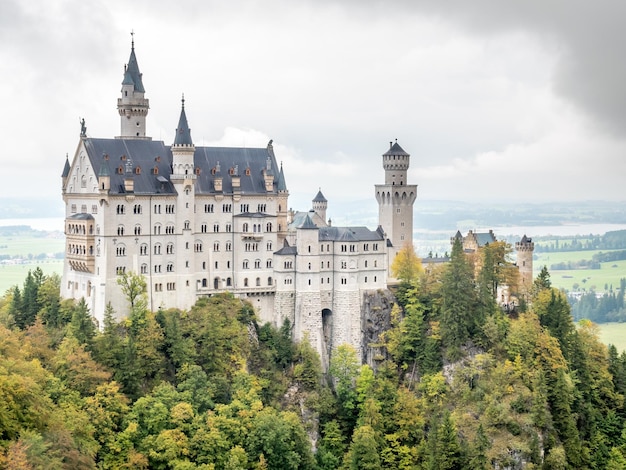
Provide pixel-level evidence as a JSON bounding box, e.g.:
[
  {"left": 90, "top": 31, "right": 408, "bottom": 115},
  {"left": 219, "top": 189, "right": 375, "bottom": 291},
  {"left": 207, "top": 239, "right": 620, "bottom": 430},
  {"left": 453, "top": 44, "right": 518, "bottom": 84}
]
[
  {"left": 375, "top": 140, "right": 417, "bottom": 267},
  {"left": 98, "top": 155, "right": 110, "bottom": 193},
  {"left": 117, "top": 34, "right": 150, "bottom": 140},
  {"left": 61, "top": 154, "right": 71, "bottom": 192},
  {"left": 515, "top": 235, "right": 535, "bottom": 297},
  {"left": 276, "top": 162, "right": 289, "bottom": 245},
  {"left": 312, "top": 189, "right": 328, "bottom": 224},
  {"left": 170, "top": 95, "right": 196, "bottom": 184}
]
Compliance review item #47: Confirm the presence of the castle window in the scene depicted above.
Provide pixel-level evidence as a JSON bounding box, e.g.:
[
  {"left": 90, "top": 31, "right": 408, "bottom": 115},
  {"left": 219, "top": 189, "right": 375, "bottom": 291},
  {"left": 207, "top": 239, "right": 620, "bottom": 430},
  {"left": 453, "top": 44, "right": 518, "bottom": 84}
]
[
  {"left": 254, "top": 259, "right": 261, "bottom": 269},
  {"left": 153, "top": 166, "right": 159, "bottom": 175},
  {"left": 167, "top": 282, "right": 176, "bottom": 291},
  {"left": 244, "top": 278, "right": 249, "bottom": 287},
  {"left": 167, "top": 263, "right": 174, "bottom": 272},
  {"left": 117, "top": 204, "right": 125, "bottom": 215},
  {"left": 266, "top": 259, "right": 272, "bottom": 268},
  {"left": 365, "top": 260, "right": 368, "bottom": 268},
  {"left": 363, "top": 243, "right": 369, "bottom": 251},
  {"left": 373, "top": 243, "right": 378, "bottom": 251},
  {"left": 117, "top": 225, "right": 124, "bottom": 236},
  {"left": 227, "top": 277, "right": 232, "bottom": 286},
  {"left": 155, "top": 283, "right": 162, "bottom": 292},
  {"left": 205, "top": 204, "right": 214, "bottom": 213},
  {"left": 341, "top": 278, "right": 347, "bottom": 285},
  {"left": 140, "top": 244, "right": 148, "bottom": 255},
  {"left": 268, "top": 277, "right": 272, "bottom": 286},
  {"left": 166, "top": 204, "right": 175, "bottom": 214},
  {"left": 350, "top": 244, "right": 355, "bottom": 252},
  {"left": 154, "top": 224, "right": 161, "bottom": 235},
  {"left": 226, "top": 223, "right": 232, "bottom": 233},
  {"left": 81, "top": 204, "right": 87, "bottom": 213},
  {"left": 116, "top": 245, "right": 126, "bottom": 257},
  {"left": 222, "top": 204, "right": 231, "bottom": 213},
  {"left": 117, "top": 166, "right": 123, "bottom": 174},
  {"left": 214, "top": 242, "right": 220, "bottom": 251},
  {"left": 215, "top": 261, "right": 218, "bottom": 269},
  {"left": 256, "top": 277, "right": 261, "bottom": 286},
  {"left": 341, "top": 245, "right": 347, "bottom": 253},
  {"left": 226, "top": 241, "right": 232, "bottom": 251},
  {"left": 243, "top": 260, "right": 249, "bottom": 269},
  {"left": 365, "top": 276, "right": 368, "bottom": 283},
  {"left": 201, "top": 224, "right": 207, "bottom": 233},
  {"left": 308, "top": 246, "right": 311, "bottom": 253},
  {"left": 267, "top": 241, "right": 273, "bottom": 251},
  {"left": 227, "top": 261, "right": 231, "bottom": 268},
  {"left": 184, "top": 221, "right": 190, "bottom": 230},
  {"left": 134, "top": 225, "right": 141, "bottom": 236},
  {"left": 167, "top": 243, "right": 174, "bottom": 254},
  {"left": 374, "top": 276, "right": 377, "bottom": 282},
  {"left": 116, "top": 266, "right": 126, "bottom": 275},
  {"left": 341, "top": 261, "right": 347, "bottom": 269},
  {"left": 258, "top": 204, "right": 267, "bottom": 213},
  {"left": 196, "top": 167, "right": 201, "bottom": 176},
  {"left": 308, "top": 279, "right": 311, "bottom": 285},
  {"left": 213, "top": 224, "right": 219, "bottom": 232},
  {"left": 284, "top": 260, "right": 293, "bottom": 269},
  {"left": 202, "top": 261, "right": 206, "bottom": 269},
  {"left": 92, "top": 205, "right": 98, "bottom": 214},
  {"left": 154, "top": 264, "right": 161, "bottom": 273},
  {"left": 154, "top": 244, "right": 161, "bottom": 255},
  {"left": 246, "top": 168, "right": 251, "bottom": 176},
  {"left": 374, "top": 260, "right": 377, "bottom": 267},
  {"left": 166, "top": 225, "right": 175, "bottom": 234},
  {"left": 154, "top": 204, "right": 161, "bottom": 214},
  {"left": 308, "top": 262, "right": 311, "bottom": 270},
  {"left": 141, "top": 264, "right": 148, "bottom": 274},
  {"left": 135, "top": 166, "right": 141, "bottom": 175},
  {"left": 243, "top": 223, "right": 249, "bottom": 233},
  {"left": 194, "top": 242, "right": 203, "bottom": 252},
  {"left": 133, "top": 204, "right": 142, "bottom": 214},
  {"left": 240, "top": 204, "right": 249, "bottom": 213}
]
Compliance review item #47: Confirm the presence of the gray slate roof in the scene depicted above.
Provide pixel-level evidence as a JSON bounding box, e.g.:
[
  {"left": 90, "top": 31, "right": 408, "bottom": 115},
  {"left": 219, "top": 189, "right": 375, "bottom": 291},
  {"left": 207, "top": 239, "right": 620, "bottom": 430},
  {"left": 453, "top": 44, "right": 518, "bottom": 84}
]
[
  {"left": 122, "top": 45, "right": 145, "bottom": 93},
  {"left": 173, "top": 100, "right": 193, "bottom": 146},
  {"left": 474, "top": 232, "right": 496, "bottom": 247},
  {"left": 383, "top": 141, "right": 409, "bottom": 157},
  {"left": 82, "top": 138, "right": 282, "bottom": 196},
  {"left": 313, "top": 190, "right": 327, "bottom": 203},
  {"left": 62, "top": 156, "right": 71, "bottom": 177},
  {"left": 319, "top": 226, "right": 385, "bottom": 242}
]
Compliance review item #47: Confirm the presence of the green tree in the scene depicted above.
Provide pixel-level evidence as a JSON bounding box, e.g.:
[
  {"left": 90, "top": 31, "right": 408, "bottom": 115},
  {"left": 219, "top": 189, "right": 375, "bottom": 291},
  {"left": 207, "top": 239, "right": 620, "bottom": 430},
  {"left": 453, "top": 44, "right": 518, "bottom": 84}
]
[
  {"left": 347, "top": 425, "right": 381, "bottom": 470},
  {"left": 329, "top": 344, "right": 360, "bottom": 432},
  {"left": 439, "top": 237, "right": 477, "bottom": 359},
  {"left": 70, "top": 298, "right": 97, "bottom": 348}
]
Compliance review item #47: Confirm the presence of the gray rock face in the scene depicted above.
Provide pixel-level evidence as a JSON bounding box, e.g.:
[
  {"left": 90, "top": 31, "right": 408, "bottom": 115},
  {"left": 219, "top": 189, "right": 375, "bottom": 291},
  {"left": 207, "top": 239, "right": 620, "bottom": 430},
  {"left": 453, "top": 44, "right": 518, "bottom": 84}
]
[{"left": 361, "top": 289, "right": 396, "bottom": 368}]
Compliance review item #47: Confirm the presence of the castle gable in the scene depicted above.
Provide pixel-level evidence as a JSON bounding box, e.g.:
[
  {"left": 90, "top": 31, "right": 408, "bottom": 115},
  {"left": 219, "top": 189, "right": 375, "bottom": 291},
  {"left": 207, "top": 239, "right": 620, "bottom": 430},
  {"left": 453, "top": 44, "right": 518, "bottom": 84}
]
[{"left": 65, "top": 141, "right": 99, "bottom": 194}]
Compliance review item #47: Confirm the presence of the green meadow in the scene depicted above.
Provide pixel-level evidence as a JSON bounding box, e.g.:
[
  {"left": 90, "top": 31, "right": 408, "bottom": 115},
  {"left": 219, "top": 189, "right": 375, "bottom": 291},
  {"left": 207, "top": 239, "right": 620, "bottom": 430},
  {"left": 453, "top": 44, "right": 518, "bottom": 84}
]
[
  {"left": 0, "top": 233, "right": 65, "bottom": 294},
  {"left": 534, "top": 249, "right": 626, "bottom": 293},
  {"left": 597, "top": 322, "right": 626, "bottom": 352}
]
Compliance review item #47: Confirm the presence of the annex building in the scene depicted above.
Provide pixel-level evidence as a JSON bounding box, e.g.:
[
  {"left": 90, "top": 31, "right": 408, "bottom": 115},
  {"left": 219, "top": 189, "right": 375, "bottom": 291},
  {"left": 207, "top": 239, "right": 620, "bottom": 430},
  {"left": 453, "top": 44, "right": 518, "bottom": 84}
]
[{"left": 61, "top": 40, "right": 417, "bottom": 364}]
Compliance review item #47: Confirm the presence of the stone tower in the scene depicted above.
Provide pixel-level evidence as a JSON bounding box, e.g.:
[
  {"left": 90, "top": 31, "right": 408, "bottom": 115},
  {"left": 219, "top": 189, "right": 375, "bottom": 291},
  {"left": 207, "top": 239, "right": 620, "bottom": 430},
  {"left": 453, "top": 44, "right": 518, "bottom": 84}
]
[
  {"left": 117, "top": 35, "right": 150, "bottom": 140},
  {"left": 515, "top": 235, "right": 534, "bottom": 297},
  {"left": 312, "top": 189, "right": 328, "bottom": 224},
  {"left": 375, "top": 140, "right": 417, "bottom": 264}
]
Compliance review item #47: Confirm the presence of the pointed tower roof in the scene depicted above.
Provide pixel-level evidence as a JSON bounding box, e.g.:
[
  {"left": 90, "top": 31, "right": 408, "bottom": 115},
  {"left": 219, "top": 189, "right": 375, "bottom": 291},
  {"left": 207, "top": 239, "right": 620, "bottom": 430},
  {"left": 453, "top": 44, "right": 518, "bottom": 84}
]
[
  {"left": 299, "top": 214, "right": 318, "bottom": 229},
  {"left": 313, "top": 189, "right": 327, "bottom": 203},
  {"left": 173, "top": 95, "right": 193, "bottom": 146},
  {"left": 383, "top": 140, "right": 410, "bottom": 157},
  {"left": 122, "top": 35, "right": 145, "bottom": 93},
  {"left": 61, "top": 154, "right": 70, "bottom": 177},
  {"left": 98, "top": 158, "right": 110, "bottom": 177},
  {"left": 277, "top": 162, "right": 287, "bottom": 191}
]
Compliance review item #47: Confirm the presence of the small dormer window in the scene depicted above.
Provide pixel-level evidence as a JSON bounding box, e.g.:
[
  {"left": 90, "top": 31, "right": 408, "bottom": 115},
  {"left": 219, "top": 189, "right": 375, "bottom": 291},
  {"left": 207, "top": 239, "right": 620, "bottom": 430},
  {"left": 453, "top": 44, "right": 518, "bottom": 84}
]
[
  {"left": 245, "top": 167, "right": 251, "bottom": 176},
  {"left": 153, "top": 166, "right": 159, "bottom": 175},
  {"left": 195, "top": 167, "right": 201, "bottom": 175},
  {"left": 135, "top": 166, "right": 141, "bottom": 175},
  {"left": 155, "top": 156, "right": 161, "bottom": 162},
  {"left": 211, "top": 167, "right": 216, "bottom": 175},
  {"left": 121, "top": 155, "right": 127, "bottom": 161},
  {"left": 118, "top": 166, "right": 124, "bottom": 174}
]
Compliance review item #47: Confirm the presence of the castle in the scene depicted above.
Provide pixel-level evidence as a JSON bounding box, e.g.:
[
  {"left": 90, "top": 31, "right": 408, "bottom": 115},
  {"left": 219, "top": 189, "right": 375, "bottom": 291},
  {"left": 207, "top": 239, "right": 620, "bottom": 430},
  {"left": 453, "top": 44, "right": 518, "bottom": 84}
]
[{"left": 60, "top": 40, "right": 417, "bottom": 365}]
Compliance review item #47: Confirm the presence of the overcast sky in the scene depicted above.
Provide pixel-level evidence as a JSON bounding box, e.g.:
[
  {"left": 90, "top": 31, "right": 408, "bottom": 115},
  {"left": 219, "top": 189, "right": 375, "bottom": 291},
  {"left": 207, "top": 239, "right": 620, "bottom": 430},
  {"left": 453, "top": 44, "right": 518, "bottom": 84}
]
[{"left": 2, "top": 0, "right": 625, "bottom": 216}]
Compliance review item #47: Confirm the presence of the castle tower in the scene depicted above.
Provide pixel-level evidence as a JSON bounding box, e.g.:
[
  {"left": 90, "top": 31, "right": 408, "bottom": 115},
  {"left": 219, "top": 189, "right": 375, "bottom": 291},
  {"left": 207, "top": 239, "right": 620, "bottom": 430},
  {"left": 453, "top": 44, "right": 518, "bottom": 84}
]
[
  {"left": 375, "top": 140, "right": 417, "bottom": 264},
  {"left": 117, "top": 35, "right": 150, "bottom": 140},
  {"left": 276, "top": 163, "right": 289, "bottom": 246},
  {"left": 312, "top": 189, "right": 328, "bottom": 224},
  {"left": 515, "top": 235, "right": 534, "bottom": 297}
]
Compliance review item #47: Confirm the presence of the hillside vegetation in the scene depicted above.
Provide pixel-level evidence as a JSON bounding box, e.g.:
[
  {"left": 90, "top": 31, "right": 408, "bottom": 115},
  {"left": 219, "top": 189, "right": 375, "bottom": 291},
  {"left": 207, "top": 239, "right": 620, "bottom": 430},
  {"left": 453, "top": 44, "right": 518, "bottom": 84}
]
[{"left": 1, "top": 241, "right": 626, "bottom": 468}]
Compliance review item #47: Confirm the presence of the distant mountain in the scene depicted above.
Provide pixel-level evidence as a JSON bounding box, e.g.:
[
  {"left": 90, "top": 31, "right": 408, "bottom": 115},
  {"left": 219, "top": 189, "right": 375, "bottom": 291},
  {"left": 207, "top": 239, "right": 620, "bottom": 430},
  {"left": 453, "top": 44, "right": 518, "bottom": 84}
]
[{"left": 0, "top": 198, "right": 64, "bottom": 219}]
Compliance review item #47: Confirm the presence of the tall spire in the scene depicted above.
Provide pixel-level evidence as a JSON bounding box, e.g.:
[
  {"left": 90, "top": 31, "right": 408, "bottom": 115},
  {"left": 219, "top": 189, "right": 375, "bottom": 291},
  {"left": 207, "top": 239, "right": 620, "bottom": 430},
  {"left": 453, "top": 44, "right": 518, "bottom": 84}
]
[
  {"left": 277, "top": 162, "right": 287, "bottom": 192},
  {"left": 122, "top": 31, "right": 145, "bottom": 93},
  {"left": 173, "top": 94, "right": 193, "bottom": 146},
  {"left": 117, "top": 32, "right": 150, "bottom": 140}
]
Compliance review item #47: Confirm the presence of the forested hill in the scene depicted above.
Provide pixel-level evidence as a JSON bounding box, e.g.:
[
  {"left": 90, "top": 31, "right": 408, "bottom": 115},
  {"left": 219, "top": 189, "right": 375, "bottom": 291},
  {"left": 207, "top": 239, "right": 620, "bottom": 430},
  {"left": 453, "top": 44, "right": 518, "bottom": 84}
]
[{"left": 2, "top": 241, "right": 626, "bottom": 468}]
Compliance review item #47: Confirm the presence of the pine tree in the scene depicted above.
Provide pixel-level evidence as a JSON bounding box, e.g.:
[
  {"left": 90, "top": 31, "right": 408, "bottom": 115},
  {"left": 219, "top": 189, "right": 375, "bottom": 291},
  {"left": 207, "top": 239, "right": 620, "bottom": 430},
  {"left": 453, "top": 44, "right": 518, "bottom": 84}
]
[
  {"left": 439, "top": 237, "right": 477, "bottom": 359},
  {"left": 70, "top": 297, "right": 96, "bottom": 348}
]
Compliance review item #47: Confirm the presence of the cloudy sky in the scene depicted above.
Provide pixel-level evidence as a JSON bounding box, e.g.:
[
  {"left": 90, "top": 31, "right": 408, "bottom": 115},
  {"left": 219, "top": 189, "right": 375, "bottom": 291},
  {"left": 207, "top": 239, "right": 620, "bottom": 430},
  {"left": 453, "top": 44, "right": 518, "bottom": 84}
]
[{"left": 2, "top": 0, "right": 625, "bottom": 216}]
